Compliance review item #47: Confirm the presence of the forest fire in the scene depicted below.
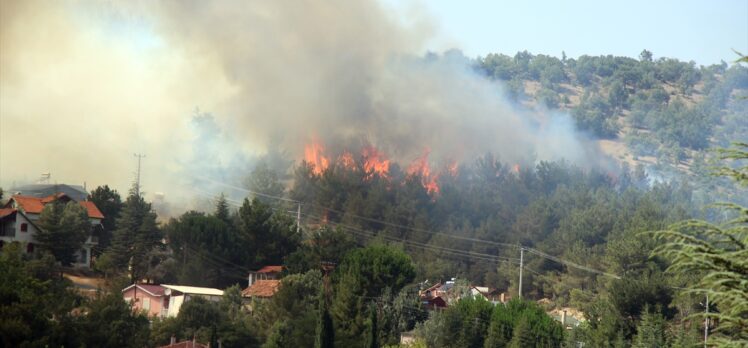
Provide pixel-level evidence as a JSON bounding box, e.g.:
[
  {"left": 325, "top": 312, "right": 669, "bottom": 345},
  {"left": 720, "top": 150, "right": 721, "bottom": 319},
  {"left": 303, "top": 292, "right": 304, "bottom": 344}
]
[
  {"left": 304, "top": 142, "right": 330, "bottom": 175},
  {"left": 361, "top": 146, "right": 390, "bottom": 179},
  {"left": 302, "top": 142, "right": 456, "bottom": 195},
  {"left": 407, "top": 149, "right": 440, "bottom": 194}
]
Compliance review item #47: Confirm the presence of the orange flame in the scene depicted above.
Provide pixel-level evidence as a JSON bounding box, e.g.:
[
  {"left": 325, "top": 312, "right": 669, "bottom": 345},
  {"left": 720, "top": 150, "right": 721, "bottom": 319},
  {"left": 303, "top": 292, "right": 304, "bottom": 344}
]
[
  {"left": 407, "top": 149, "right": 439, "bottom": 194},
  {"left": 362, "top": 146, "right": 390, "bottom": 179},
  {"left": 446, "top": 161, "right": 458, "bottom": 177},
  {"left": 512, "top": 164, "right": 520, "bottom": 174},
  {"left": 338, "top": 151, "right": 356, "bottom": 169},
  {"left": 304, "top": 142, "right": 330, "bottom": 175}
]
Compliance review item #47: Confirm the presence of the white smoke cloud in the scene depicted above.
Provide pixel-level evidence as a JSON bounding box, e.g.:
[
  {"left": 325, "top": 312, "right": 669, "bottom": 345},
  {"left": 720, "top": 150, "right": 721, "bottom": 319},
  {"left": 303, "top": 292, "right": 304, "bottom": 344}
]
[{"left": 0, "top": 0, "right": 607, "bottom": 212}]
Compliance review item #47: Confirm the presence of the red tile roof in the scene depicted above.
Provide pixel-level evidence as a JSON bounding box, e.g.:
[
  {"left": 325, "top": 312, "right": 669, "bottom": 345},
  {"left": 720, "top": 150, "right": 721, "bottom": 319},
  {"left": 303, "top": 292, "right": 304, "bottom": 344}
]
[
  {"left": 138, "top": 284, "right": 166, "bottom": 296},
  {"left": 0, "top": 208, "right": 16, "bottom": 219},
  {"left": 10, "top": 194, "right": 104, "bottom": 219},
  {"left": 41, "top": 192, "right": 67, "bottom": 203},
  {"left": 122, "top": 284, "right": 167, "bottom": 297},
  {"left": 425, "top": 296, "right": 447, "bottom": 309},
  {"left": 242, "top": 280, "right": 281, "bottom": 298},
  {"left": 79, "top": 201, "right": 104, "bottom": 219},
  {"left": 11, "top": 195, "right": 46, "bottom": 214},
  {"left": 158, "top": 341, "right": 209, "bottom": 348},
  {"left": 255, "top": 265, "right": 283, "bottom": 274}
]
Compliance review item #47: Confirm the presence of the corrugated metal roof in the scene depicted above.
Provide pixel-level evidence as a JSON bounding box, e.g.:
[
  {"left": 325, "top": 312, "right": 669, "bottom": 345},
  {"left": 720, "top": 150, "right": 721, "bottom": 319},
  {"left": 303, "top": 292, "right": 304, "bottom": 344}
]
[
  {"left": 161, "top": 284, "right": 224, "bottom": 296},
  {"left": 11, "top": 184, "right": 88, "bottom": 202}
]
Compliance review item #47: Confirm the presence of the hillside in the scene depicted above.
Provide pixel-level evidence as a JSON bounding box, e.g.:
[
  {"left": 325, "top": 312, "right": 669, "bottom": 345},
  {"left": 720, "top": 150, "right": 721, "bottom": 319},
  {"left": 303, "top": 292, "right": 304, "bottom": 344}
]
[{"left": 475, "top": 50, "right": 748, "bottom": 178}]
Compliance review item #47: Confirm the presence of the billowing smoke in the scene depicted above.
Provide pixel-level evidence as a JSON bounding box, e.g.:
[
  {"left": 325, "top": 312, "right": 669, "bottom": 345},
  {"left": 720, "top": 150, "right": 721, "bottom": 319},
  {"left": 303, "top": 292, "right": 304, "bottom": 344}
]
[{"left": 1, "top": 0, "right": 608, "bottom": 212}]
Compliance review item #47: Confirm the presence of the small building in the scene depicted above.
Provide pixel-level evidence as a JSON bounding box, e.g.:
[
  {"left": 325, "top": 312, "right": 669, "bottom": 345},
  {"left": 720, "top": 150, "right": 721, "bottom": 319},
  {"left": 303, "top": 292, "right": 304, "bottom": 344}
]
[
  {"left": 158, "top": 336, "right": 209, "bottom": 348},
  {"left": 242, "top": 279, "right": 281, "bottom": 299},
  {"left": 419, "top": 279, "right": 506, "bottom": 307},
  {"left": 247, "top": 265, "right": 282, "bottom": 288},
  {"left": 1, "top": 192, "right": 103, "bottom": 268},
  {"left": 10, "top": 183, "right": 89, "bottom": 202},
  {"left": 122, "top": 284, "right": 169, "bottom": 317},
  {"left": 547, "top": 307, "right": 586, "bottom": 329},
  {"left": 122, "top": 284, "right": 224, "bottom": 318},
  {"left": 423, "top": 296, "right": 447, "bottom": 310},
  {"left": 162, "top": 284, "right": 224, "bottom": 317}
]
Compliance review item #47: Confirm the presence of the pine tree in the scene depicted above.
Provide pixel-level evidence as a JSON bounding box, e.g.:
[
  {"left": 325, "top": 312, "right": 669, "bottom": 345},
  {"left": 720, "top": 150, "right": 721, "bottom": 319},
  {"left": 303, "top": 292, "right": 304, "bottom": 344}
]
[
  {"left": 37, "top": 201, "right": 89, "bottom": 265},
  {"left": 650, "top": 142, "right": 748, "bottom": 345},
  {"left": 365, "top": 303, "right": 378, "bottom": 348},
  {"left": 632, "top": 306, "right": 668, "bottom": 348},
  {"left": 87, "top": 185, "right": 123, "bottom": 250},
  {"left": 104, "top": 186, "right": 161, "bottom": 281},
  {"left": 316, "top": 287, "right": 334, "bottom": 348},
  {"left": 507, "top": 316, "right": 533, "bottom": 348},
  {"left": 215, "top": 193, "right": 230, "bottom": 223}
]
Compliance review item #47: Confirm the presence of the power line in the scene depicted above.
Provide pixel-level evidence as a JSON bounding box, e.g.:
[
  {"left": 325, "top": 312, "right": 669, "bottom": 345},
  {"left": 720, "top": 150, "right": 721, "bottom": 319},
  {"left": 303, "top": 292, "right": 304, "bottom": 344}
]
[
  {"left": 301, "top": 212, "right": 520, "bottom": 264},
  {"left": 190, "top": 178, "right": 622, "bottom": 281},
  {"left": 189, "top": 174, "right": 299, "bottom": 203}
]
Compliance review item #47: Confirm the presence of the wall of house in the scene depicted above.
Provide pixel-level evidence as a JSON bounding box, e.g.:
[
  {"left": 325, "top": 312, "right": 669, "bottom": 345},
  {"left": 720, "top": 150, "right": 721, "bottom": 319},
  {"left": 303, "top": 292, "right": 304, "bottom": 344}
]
[
  {"left": 12, "top": 213, "right": 38, "bottom": 244},
  {"left": 167, "top": 295, "right": 185, "bottom": 317},
  {"left": 0, "top": 213, "right": 40, "bottom": 255},
  {"left": 123, "top": 287, "right": 166, "bottom": 318}
]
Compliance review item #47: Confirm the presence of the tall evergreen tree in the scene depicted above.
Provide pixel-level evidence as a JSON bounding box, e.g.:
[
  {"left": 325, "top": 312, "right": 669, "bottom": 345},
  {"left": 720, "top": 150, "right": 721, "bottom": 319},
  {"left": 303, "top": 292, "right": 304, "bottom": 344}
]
[
  {"left": 37, "top": 201, "right": 89, "bottom": 265},
  {"left": 103, "top": 186, "right": 161, "bottom": 281},
  {"left": 365, "top": 303, "right": 378, "bottom": 348},
  {"left": 87, "top": 185, "right": 123, "bottom": 250},
  {"left": 507, "top": 316, "right": 533, "bottom": 348},
  {"left": 650, "top": 142, "right": 748, "bottom": 345},
  {"left": 316, "top": 287, "right": 334, "bottom": 348},
  {"left": 631, "top": 306, "right": 668, "bottom": 348},
  {"left": 214, "top": 193, "right": 231, "bottom": 223}
]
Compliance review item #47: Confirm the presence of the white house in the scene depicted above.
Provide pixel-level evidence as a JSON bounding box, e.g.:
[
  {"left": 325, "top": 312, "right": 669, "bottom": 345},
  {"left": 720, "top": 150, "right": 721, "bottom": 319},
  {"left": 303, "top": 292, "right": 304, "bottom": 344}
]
[
  {"left": 121, "top": 284, "right": 224, "bottom": 318},
  {"left": 160, "top": 284, "right": 224, "bottom": 317},
  {"left": 0, "top": 192, "right": 104, "bottom": 268}
]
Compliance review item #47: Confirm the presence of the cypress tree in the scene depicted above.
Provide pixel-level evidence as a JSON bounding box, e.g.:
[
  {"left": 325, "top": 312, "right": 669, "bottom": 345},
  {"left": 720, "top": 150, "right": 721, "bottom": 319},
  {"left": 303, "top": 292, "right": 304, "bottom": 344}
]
[
  {"left": 365, "top": 303, "right": 378, "bottom": 348},
  {"left": 316, "top": 287, "right": 334, "bottom": 348}
]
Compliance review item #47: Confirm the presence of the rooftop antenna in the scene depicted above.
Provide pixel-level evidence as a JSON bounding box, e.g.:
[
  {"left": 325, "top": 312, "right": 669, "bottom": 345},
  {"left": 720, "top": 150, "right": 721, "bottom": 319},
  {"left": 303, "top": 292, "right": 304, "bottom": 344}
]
[
  {"left": 134, "top": 153, "right": 146, "bottom": 196},
  {"left": 37, "top": 172, "right": 51, "bottom": 184}
]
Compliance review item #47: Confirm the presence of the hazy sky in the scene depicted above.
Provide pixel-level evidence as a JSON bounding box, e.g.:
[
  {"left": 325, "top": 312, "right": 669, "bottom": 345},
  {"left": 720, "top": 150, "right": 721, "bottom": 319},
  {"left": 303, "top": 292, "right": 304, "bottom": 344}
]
[
  {"left": 384, "top": 0, "right": 748, "bottom": 65},
  {"left": 1, "top": 0, "right": 745, "bottom": 203}
]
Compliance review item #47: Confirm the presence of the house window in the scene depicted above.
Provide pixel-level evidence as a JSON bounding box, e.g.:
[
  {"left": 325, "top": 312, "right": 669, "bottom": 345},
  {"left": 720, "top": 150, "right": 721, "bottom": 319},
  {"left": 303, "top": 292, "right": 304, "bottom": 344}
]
[
  {"left": 20, "top": 223, "right": 28, "bottom": 232},
  {"left": 26, "top": 243, "right": 34, "bottom": 254},
  {"left": 142, "top": 297, "right": 151, "bottom": 310}
]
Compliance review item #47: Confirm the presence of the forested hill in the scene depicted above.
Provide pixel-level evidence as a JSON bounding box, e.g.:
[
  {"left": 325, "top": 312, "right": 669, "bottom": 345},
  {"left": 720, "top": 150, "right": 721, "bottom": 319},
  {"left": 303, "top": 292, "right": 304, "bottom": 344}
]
[{"left": 474, "top": 50, "right": 748, "bottom": 177}]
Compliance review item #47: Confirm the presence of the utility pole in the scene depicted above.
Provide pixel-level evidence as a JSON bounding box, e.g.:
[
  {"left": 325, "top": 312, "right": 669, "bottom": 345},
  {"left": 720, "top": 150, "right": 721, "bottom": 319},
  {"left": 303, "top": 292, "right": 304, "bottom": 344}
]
[
  {"left": 518, "top": 247, "right": 524, "bottom": 299},
  {"left": 134, "top": 153, "right": 146, "bottom": 196},
  {"left": 704, "top": 294, "right": 709, "bottom": 347},
  {"left": 296, "top": 203, "right": 302, "bottom": 234}
]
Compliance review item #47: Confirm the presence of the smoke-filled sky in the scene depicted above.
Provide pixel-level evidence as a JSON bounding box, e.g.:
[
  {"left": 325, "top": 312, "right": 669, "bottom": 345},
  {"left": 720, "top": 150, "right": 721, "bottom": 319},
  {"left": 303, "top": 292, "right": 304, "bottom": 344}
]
[{"left": 0, "top": 0, "right": 718, "bottom": 205}]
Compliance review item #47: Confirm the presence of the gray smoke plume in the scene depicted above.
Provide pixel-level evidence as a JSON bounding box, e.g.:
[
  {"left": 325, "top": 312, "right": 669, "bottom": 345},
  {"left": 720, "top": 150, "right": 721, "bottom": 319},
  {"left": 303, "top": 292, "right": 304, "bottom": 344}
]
[{"left": 0, "top": 0, "right": 607, "bottom": 212}]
